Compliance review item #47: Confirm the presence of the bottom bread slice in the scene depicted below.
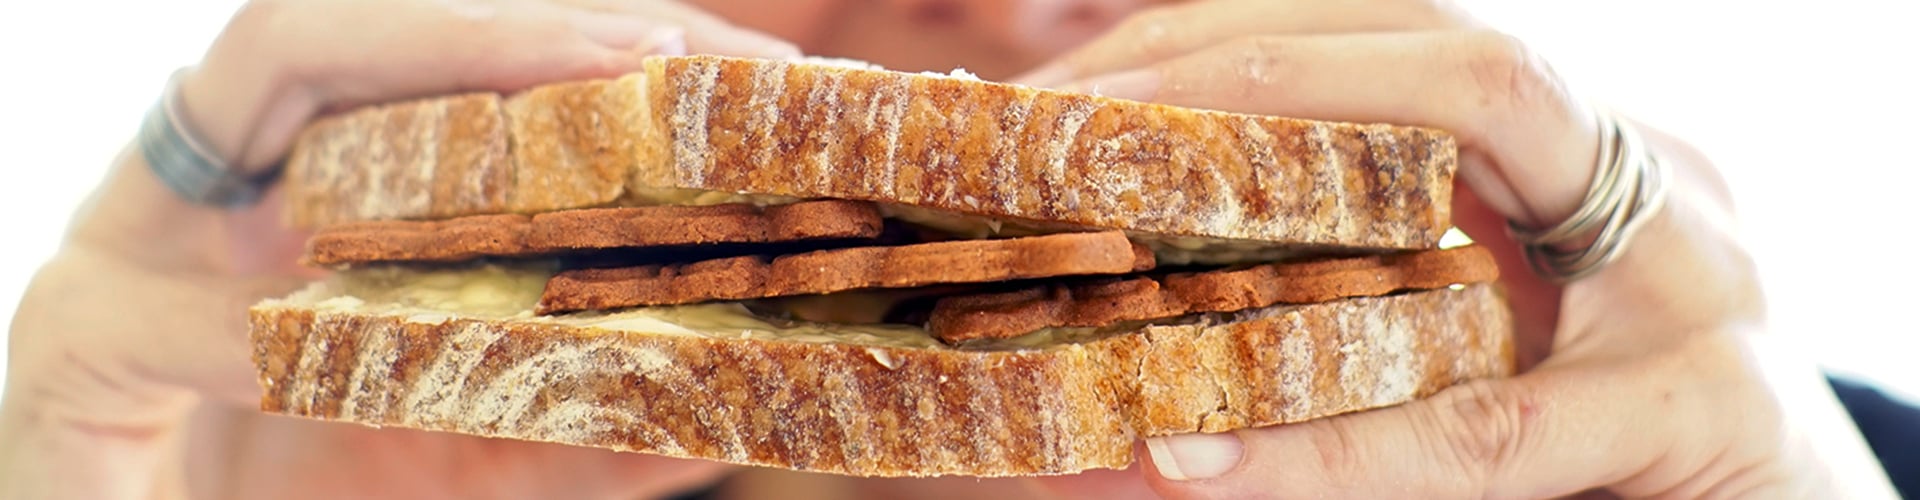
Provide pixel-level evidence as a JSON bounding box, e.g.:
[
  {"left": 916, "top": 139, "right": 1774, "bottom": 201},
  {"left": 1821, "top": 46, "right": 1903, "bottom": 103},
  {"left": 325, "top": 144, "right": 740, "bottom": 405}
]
[{"left": 248, "top": 281, "right": 1514, "bottom": 477}]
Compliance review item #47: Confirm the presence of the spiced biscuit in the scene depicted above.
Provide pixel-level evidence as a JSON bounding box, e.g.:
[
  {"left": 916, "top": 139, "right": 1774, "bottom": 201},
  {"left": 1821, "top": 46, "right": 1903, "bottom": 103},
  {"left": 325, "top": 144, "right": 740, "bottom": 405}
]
[
  {"left": 927, "top": 245, "right": 1500, "bottom": 344},
  {"left": 303, "top": 200, "right": 885, "bottom": 266},
  {"left": 536, "top": 231, "right": 1152, "bottom": 314}
]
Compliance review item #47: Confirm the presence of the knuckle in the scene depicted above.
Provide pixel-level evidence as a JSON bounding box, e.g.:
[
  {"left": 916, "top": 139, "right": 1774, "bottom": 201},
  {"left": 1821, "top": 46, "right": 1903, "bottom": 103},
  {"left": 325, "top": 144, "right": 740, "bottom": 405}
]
[
  {"left": 1400, "top": 0, "right": 1449, "bottom": 12},
  {"left": 1424, "top": 380, "right": 1537, "bottom": 478},
  {"left": 1212, "top": 36, "right": 1290, "bottom": 97},
  {"left": 1453, "top": 30, "right": 1568, "bottom": 118},
  {"left": 1233, "top": 35, "right": 1289, "bottom": 61},
  {"left": 1300, "top": 418, "right": 1370, "bottom": 485},
  {"left": 1396, "top": 0, "right": 1473, "bottom": 27},
  {"left": 1117, "top": 4, "right": 1182, "bottom": 35},
  {"left": 432, "top": 1, "right": 521, "bottom": 44},
  {"left": 1107, "top": 5, "right": 1188, "bottom": 60},
  {"left": 229, "top": 0, "right": 299, "bottom": 39}
]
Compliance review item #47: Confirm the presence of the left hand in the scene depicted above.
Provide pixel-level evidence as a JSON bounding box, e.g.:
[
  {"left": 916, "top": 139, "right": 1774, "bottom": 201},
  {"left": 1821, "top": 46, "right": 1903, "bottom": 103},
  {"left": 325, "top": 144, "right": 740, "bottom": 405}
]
[
  {"left": 1007, "top": 1, "right": 1897, "bottom": 498},
  {"left": 0, "top": 1, "right": 801, "bottom": 498}
]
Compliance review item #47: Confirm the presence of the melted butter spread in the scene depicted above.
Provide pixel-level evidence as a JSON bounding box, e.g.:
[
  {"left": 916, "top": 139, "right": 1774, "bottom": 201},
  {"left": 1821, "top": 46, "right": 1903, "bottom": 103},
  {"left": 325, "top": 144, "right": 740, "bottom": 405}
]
[
  {"left": 329, "top": 262, "right": 556, "bottom": 317},
  {"left": 624, "top": 186, "right": 802, "bottom": 207},
  {"left": 305, "top": 263, "right": 945, "bottom": 349},
  {"left": 292, "top": 262, "right": 1273, "bottom": 351}
]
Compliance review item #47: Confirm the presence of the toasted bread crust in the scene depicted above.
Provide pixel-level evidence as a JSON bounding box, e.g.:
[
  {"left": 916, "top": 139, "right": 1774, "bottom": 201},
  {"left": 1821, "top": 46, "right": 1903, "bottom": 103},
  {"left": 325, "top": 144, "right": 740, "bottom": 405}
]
[
  {"left": 503, "top": 79, "right": 634, "bottom": 213},
  {"left": 285, "top": 92, "right": 512, "bottom": 228},
  {"left": 249, "top": 284, "right": 1513, "bottom": 477},
  {"left": 284, "top": 56, "right": 1457, "bottom": 249}
]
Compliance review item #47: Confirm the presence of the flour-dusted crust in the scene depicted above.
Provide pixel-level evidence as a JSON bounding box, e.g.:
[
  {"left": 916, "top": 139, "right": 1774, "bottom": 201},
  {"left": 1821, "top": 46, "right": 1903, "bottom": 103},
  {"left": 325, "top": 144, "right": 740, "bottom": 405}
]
[
  {"left": 502, "top": 80, "right": 633, "bottom": 213},
  {"left": 285, "top": 92, "right": 512, "bottom": 228},
  {"left": 249, "top": 284, "right": 1512, "bottom": 477},
  {"left": 283, "top": 55, "right": 1458, "bottom": 250}
]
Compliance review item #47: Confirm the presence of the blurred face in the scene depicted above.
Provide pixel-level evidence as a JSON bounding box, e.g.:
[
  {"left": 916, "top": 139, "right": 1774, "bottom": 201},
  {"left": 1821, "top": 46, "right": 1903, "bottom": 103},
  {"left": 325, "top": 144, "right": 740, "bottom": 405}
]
[{"left": 689, "top": 0, "right": 1179, "bottom": 78}]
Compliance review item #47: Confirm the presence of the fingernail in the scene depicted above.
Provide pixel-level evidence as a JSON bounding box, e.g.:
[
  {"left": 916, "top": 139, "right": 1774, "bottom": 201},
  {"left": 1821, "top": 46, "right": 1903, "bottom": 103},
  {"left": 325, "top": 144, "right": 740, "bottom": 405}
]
[
  {"left": 572, "top": 12, "right": 673, "bottom": 51},
  {"left": 641, "top": 27, "right": 688, "bottom": 56},
  {"left": 753, "top": 38, "right": 803, "bottom": 60},
  {"left": 1146, "top": 433, "right": 1242, "bottom": 481},
  {"left": 691, "top": 28, "right": 803, "bottom": 60},
  {"left": 1060, "top": 69, "right": 1160, "bottom": 102},
  {"left": 1012, "top": 62, "right": 1075, "bottom": 88}
]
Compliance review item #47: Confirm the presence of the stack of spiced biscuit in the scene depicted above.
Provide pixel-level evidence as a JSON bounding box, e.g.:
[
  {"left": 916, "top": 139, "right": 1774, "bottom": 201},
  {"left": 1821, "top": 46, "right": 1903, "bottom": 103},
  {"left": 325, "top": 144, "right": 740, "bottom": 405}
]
[{"left": 302, "top": 198, "right": 1495, "bottom": 347}]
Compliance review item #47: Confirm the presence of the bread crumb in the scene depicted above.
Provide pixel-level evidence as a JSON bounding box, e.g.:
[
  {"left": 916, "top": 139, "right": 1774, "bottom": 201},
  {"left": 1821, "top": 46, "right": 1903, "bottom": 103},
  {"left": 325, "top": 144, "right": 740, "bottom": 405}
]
[
  {"left": 801, "top": 56, "right": 884, "bottom": 71},
  {"left": 867, "top": 347, "right": 903, "bottom": 370},
  {"left": 919, "top": 67, "right": 980, "bottom": 81}
]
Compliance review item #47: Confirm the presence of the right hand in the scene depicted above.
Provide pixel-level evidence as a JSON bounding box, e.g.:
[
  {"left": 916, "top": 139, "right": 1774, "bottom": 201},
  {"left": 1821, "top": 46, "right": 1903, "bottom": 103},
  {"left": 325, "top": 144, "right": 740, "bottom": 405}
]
[
  {"left": 4, "top": 1, "right": 797, "bottom": 498},
  {"left": 1007, "top": 1, "right": 1896, "bottom": 498}
]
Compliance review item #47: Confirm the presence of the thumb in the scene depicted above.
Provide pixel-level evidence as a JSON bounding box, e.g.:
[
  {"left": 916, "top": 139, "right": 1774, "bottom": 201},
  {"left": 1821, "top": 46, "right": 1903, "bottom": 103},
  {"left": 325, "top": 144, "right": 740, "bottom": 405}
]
[
  {"left": 222, "top": 187, "right": 326, "bottom": 280},
  {"left": 1136, "top": 362, "right": 1684, "bottom": 499}
]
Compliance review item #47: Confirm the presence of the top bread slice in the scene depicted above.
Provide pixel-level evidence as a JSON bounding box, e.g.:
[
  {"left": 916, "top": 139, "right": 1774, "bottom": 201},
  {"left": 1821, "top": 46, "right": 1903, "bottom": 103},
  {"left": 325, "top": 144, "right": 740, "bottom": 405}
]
[{"left": 283, "top": 55, "right": 1459, "bottom": 250}]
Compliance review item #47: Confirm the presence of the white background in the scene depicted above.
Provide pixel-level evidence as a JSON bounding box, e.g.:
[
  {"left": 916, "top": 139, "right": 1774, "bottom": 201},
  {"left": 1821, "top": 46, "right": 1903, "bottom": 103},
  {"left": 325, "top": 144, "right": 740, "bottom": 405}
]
[{"left": 1, "top": 1, "right": 1915, "bottom": 406}]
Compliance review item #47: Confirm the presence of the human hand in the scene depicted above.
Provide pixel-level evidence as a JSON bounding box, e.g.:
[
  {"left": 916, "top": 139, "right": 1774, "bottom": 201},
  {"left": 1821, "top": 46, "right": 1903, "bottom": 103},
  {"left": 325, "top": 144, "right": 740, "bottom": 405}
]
[
  {"left": 188, "top": 0, "right": 801, "bottom": 277},
  {"left": 1009, "top": 1, "right": 1899, "bottom": 498},
  {"left": 3, "top": 1, "right": 800, "bottom": 498}
]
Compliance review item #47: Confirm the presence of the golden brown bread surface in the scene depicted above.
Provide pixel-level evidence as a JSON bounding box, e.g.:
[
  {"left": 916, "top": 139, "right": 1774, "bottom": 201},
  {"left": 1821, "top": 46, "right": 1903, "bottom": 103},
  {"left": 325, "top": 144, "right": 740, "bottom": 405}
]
[
  {"left": 286, "top": 92, "right": 512, "bottom": 223},
  {"left": 249, "top": 283, "right": 1513, "bottom": 478},
  {"left": 284, "top": 55, "right": 1458, "bottom": 250}
]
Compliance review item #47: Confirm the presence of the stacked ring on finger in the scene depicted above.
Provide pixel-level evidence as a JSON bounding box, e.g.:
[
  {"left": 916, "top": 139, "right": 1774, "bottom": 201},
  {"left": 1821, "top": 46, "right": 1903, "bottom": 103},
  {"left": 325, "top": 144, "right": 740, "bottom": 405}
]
[{"left": 1507, "top": 108, "right": 1671, "bottom": 282}]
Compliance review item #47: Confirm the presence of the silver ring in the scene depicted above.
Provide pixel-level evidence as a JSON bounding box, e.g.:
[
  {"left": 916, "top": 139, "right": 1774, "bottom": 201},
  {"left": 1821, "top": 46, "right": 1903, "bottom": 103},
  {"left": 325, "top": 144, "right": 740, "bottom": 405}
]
[
  {"left": 138, "top": 67, "right": 282, "bottom": 209},
  {"left": 1507, "top": 108, "right": 1670, "bottom": 283}
]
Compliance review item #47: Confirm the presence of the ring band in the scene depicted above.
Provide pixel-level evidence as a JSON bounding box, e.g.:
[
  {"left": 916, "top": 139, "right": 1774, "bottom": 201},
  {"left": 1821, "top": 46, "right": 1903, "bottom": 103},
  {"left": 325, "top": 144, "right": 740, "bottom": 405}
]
[
  {"left": 1507, "top": 108, "right": 1670, "bottom": 283},
  {"left": 138, "top": 68, "right": 282, "bottom": 209}
]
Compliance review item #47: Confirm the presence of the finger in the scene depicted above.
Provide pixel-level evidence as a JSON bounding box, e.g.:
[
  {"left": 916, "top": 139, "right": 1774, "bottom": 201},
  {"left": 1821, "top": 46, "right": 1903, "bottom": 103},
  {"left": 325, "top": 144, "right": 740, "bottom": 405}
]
[
  {"left": 680, "top": 22, "right": 802, "bottom": 60},
  {"left": 222, "top": 188, "right": 328, "bottom": 281},
  {"left": 1026, "top": 461, "right": 1164, "bottom": 500},
  {"left": 23, "top": 247, "right": 282, "bottom": 410},
  {"left": 464, "top": 432, "right": 734, "bottom": 499},
  {"left": 1451, "top": 183, "right": 1563, "bottom": 371},
  {"left": 1013, "top": 0, "right": 1474, "bottom": 86},
  {"left": 566, "top": 8, "right": 689, "bottom": 55},
  {"left": 1138, "top": 353, "right": 1717, "bottom": 499},
  {"left": 965, "top": 0, "right": 1148, "bottom": 57},
  {"left": 205, "top": 405, "right": 735, "bottom": 499},
  {"left": 299, "top": 1, "right": 681, "bottom": 110},
  {"left": 556, "top": 0, "right": 802, "bottom": 59},
  {"left": 1055, "top": 30, "right": 1597, "bottom": 231},
  {"left": 454, "top": 2, "right": 692, "bottom": 89}
]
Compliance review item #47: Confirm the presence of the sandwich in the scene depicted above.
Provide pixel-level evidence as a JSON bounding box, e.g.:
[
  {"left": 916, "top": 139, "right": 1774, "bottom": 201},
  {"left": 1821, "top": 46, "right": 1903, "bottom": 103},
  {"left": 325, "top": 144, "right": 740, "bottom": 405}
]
[{"left": 247, "top": 55, "right": 1515, "bottom": 478}]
